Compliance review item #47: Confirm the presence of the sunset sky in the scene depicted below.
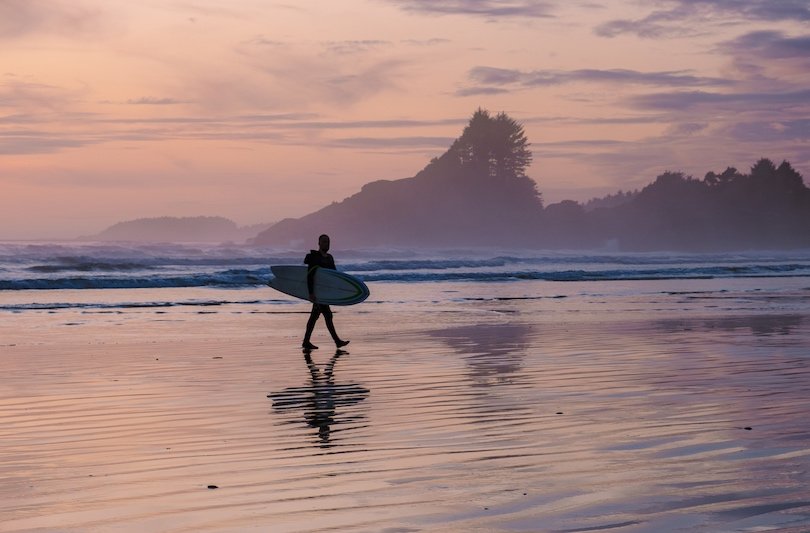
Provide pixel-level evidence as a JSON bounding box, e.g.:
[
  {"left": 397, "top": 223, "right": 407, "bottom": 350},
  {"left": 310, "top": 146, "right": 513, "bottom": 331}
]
[{"left": 1, "top": 0, "right": 808, "bottom": 239}]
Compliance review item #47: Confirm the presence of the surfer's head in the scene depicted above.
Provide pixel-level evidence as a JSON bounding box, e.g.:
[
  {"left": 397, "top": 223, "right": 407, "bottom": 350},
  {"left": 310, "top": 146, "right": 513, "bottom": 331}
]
[{"left": 318, "top": 234, "right": 330, "bottom": 253}]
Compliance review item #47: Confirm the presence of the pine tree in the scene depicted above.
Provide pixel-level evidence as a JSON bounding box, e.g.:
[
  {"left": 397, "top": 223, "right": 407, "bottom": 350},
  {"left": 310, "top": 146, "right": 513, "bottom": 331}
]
[{"left": 449, "top": 108, "right": 532, "bottom": 179}]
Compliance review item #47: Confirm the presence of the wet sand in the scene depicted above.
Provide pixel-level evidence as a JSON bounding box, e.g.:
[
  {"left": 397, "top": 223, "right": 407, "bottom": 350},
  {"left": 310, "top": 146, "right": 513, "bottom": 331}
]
[{"left": 2, "top": 282, "right": 810, "bottom": 532}]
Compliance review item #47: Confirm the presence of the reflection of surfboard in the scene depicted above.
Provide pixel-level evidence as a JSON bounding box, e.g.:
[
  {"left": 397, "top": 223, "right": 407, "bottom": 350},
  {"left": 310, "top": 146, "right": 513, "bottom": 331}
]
[
  {"left": 269, "top": 383, "right": 369, "bottom": 408},
  {"left": 267, "top": 265, "right": 370, "bottom": 306}
]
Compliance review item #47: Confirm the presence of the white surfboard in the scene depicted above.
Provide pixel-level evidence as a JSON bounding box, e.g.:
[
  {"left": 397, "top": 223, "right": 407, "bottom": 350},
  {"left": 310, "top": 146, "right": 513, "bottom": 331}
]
[{"left": 267, "top": 265, "right": 370, "bottom": 306}]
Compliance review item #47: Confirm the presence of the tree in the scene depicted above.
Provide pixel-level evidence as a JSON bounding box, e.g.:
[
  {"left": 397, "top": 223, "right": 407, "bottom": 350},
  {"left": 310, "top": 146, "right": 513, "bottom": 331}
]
[
  {"left": 750, "top": 158, "right": 777, "bottom": 181},
  {"left": 449, "top": 108, "right": 532, "bottom": 179},
  {"left": 776, "top": 160, "right": 805, "bottom": 192}
]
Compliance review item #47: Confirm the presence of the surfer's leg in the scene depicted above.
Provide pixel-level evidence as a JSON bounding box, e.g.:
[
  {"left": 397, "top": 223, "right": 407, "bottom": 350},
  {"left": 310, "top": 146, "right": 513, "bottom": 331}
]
[
  {"left": 322, "top": 305, "right": 349, "bottom": 347},
  {"left": 303, "top": 304, "right": 321, "bottom": 349},
  {"left": 322, "top": 305, "right": 337, "bottom": 339}
]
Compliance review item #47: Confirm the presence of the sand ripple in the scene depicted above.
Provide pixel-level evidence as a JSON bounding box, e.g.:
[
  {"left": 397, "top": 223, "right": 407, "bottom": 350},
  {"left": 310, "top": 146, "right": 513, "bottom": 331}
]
[{"left": 1, "top": 309, "right": 810, "bottom": 532}]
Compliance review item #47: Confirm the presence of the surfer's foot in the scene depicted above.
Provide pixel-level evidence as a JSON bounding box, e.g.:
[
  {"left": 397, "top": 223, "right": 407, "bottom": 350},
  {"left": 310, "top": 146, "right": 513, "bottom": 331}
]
[
  {"left": 335, "top": 339, "right": 350, "bottom": 348},
  {"left": 302, "top": 341, "right": 319, "bottom": 350}
]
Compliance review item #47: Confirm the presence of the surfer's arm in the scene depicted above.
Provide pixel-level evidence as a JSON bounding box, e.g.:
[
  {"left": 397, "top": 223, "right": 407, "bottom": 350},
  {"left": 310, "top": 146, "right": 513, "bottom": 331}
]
[
  {"left": 306, "top": 266, "right": 317, "bottom": 300},
  {"left": 304, "top": 253, "right": 317, "bottom": 301}
]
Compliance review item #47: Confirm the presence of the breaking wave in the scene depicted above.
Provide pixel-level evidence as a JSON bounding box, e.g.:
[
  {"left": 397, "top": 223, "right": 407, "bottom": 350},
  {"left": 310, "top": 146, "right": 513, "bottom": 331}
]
[{"left": 2, "top": 242, "right": 810, "bottom": 290}]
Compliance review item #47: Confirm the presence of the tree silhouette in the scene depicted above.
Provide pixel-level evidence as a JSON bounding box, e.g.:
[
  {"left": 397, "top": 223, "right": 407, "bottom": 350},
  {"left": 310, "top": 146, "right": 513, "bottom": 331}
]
[
  {"left": 449, "top": 108, "right": 532, "bottom": 179},
  {"left": 596, "top": 158, "right": 810, "bottom": 250}
]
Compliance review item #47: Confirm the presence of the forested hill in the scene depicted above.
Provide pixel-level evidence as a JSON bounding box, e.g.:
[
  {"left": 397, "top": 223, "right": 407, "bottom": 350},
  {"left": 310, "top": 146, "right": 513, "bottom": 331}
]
[
  {"left": 253, "top": 109, "right": 543, "bottom": 248},
  {"left": 588, "top": 159, "right": 810, "bottom": 250},
  {"left": 253, "top": 109, "right": 810, "bottom": 251}
]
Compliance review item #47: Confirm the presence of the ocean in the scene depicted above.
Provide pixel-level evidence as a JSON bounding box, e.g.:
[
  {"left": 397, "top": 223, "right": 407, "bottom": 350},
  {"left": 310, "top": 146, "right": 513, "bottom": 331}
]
[{"left": 2, "top": 241, "right": 810, "bottom": 313}]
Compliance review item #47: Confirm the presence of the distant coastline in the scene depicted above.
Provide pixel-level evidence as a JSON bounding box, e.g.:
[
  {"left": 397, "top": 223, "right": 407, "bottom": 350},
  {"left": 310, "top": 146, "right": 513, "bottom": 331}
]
[
  {"left": 251, "top": 110, "right": 810, "bottom": 252},
  {"left": 81, "top": 216, "right": 273, "bottom": 244},
  {"left": 81, "top": 111, "right": 810, "bottom": 251}
]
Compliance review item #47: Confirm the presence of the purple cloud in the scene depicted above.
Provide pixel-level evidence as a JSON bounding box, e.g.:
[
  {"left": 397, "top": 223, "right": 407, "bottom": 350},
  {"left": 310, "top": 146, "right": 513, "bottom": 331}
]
[
  {"left": 456, "top": 86, "right": 511, "bottom": 97},
  {"left": 327, "top": 136, "right": 454, "bottom": 149},
  {"left": 730, "top": 119, "right": 810, "bottom": 142},
  {"left": 322, "top": 40, "right": 391, "bottom": 55},
  {"left": 0, "top": 133, "right": 92, "bottom": 154},
  {"left": 458, "top": 66, "right": 732, "bottom": 95},
  {"left": 0, "top": 79, "right": 77, "bottom": 110},
  {"left": 382, "top": 0, "right": 556, "bottom": 18},
  {"left": 400, "top": 38, "right": 452, "bottom": 46},
  {"left": 630, "top": 88, "right": 810, "bottom": 111},
  {"left": 719, "top": 30, "right": 810, "bottom": 60},
  {"left": 595, "top": 0, "right": 810, "bottom": 39},
  {"left": 125, "top": 97, "right": 189, "bottom": 105}
]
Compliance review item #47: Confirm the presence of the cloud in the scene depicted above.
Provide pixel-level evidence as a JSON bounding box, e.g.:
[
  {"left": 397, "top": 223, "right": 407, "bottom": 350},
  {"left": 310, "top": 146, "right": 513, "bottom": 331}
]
[
  {"left": 535, "top": 138, "right": 627, "bottom": 150},
  {"left": 0, "top": 133, "right": 93, "bottom": 154},
  {"left": 78, "top": 114, "right": 463, "bottom": 130},
  {"left": 730, "top": 119, "right": 810, "bottom": 142},
  {"left": 400, "top": 38, "right": 452, "bottom": 46},
  {"left": 666, "top": 122, "right": 709, "bottom": 136},
  {"left": 568, "top": 115, "right": 667, "bottom": 125},
  {"left": 234, "top": 116, "right": 465, "bottom": 129},
  {"left": 706, "top": 0, "right": 810, "bottom": 21},
  {"left": 125, "top": 97, "right": 190, "bottom": 105},
  {"left": 0, "top": 80, "right": 78, "bottom": 111},
  {"left": 244, "top": 36, "right": 288, "bottom": 47},
  {"left": 595, "top": 0, "right": 810, "bottom": 39},
  {"left": 468, "top": 66, "right": 524, "bottom": 85},
  {"left": 382, "top": 0, "right": 556, "bottom": 18},
  {"left": 718, "top": 30, "right": 810, "bottom": 60},
  {"left": 0, "top": 111, "right": 469, "bottom": 155},
  {"left": 716, "top": 31, "right": 810, "bottom": 78},
  {"left": 0, "top": 0, "right": 102, "bottom": 40},
  {"left": 595, "top": 18, "right": 688, "bottom": 39},
  {"left": 456, "top": 86, "right": 511, "bottom": 96},
  {"left": 322, "top": 40, "right": 391, "bottom": 55},
  {"left": 508, "top": 114, "right": 669, "bottom": 126},
  {"left": 487, "top": 66, "right": 730, "bottom": 86},
  {"left": 458, "top": 66, "right": 732, "bottom": 95},
  {"left": 630, "top": 88, "right": 810, "bottom": 111},
  {"left": 327, "top": 136, "right": 454, "bottom": 150}
]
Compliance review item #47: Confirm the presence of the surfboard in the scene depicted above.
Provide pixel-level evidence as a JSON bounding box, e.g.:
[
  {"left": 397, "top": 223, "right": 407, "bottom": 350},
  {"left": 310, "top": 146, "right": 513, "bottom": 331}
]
[{"left": 267, "top": 265, "right": 370, "bottom": 306}]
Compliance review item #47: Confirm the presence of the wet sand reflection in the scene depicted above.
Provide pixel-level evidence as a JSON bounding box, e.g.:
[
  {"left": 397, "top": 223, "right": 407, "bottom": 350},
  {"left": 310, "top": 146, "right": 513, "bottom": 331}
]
[
  {"left": 655, "top": 313, "right": 805, "bottom": 337},
  {"left": 429, "top": 323, "right": 531, "bottom": 386},
  {"left": 268, "top": 349, "right": 369, "bottom": 448}
]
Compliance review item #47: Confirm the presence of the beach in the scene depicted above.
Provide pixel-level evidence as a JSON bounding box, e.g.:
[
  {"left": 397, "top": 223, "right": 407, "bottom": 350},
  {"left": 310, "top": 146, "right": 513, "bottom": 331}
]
[{"left": 2, "top": 273, "right": 810, "bottom": 532}]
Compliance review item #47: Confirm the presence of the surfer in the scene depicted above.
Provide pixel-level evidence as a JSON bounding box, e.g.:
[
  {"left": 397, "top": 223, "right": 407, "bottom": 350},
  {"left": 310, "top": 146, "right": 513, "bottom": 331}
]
[{"left": 302, "top": 234, "right": 350, "bottom": 350}]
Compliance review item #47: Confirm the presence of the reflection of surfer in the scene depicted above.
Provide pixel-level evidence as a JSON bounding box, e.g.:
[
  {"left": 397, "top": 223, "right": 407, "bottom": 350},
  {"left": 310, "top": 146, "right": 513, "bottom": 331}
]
[
  {"left": 268, "top": 348, "right": 368, "bottom": 448},
  {"left": 303, "top": 234, "right": 349, "bottom": 350},
  {"left": 304, "top": 349, "right": 343, "bottom": 444}
]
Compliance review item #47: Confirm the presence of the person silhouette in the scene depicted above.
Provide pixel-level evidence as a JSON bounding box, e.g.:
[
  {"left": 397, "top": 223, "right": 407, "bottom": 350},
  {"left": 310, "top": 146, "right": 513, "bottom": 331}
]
[{"left": 302, "top": 234, "right": 350, "bottom": 350}]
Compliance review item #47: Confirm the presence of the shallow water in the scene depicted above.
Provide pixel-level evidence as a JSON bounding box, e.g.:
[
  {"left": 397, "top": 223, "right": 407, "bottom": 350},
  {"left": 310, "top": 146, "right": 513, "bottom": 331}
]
[{"left": 1, "top": 278, "right": 809, "bottom": 532}]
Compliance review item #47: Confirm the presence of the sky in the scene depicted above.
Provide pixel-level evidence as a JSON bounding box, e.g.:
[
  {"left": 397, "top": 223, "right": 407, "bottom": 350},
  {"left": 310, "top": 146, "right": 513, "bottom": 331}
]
[{"left": 1, "top": 0, "right": 809, "bottom": 239}]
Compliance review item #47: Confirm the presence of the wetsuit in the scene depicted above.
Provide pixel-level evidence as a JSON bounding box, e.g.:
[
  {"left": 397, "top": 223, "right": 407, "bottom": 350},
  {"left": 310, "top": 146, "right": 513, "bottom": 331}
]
[{"left": 303, "top": 250, "right": 340, "bottom": 345}]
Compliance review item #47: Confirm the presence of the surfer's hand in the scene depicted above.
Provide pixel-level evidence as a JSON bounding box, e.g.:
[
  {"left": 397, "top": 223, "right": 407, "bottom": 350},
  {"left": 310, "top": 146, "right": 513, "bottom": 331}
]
[{"left": 309, "top": 293, "right": 316, "bottom": 303}]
